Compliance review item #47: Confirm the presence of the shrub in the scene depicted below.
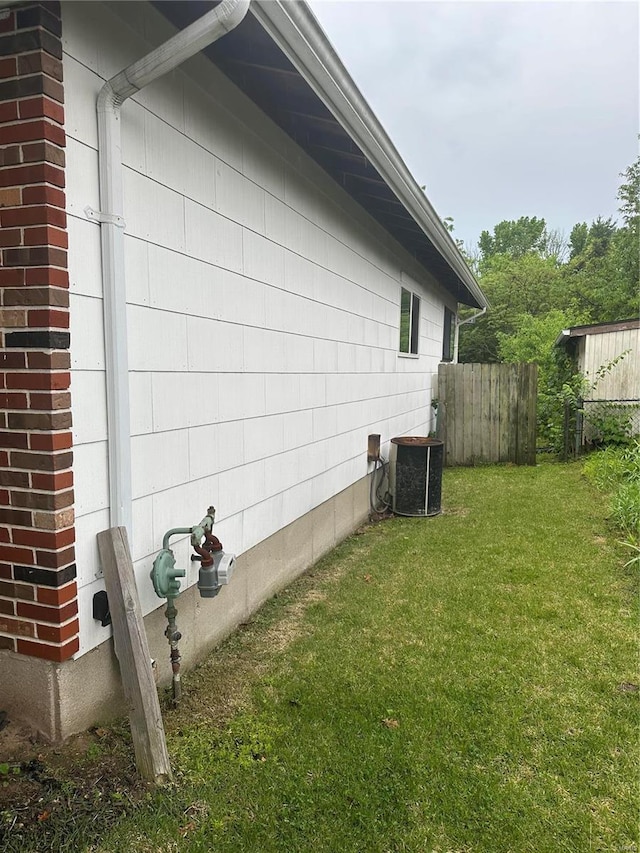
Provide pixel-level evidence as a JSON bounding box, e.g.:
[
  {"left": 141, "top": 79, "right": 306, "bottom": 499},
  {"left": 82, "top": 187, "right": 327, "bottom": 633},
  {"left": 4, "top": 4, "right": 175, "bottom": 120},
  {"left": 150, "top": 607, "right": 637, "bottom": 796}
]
[{"left": 583, "top": 402, "right": 640, "bottom": 448}]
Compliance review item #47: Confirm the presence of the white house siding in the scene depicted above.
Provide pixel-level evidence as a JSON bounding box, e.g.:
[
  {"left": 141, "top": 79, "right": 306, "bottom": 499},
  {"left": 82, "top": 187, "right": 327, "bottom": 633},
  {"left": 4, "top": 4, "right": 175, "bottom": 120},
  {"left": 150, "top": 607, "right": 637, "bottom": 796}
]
[
  {"left": 63, "top": 1, "right": 456, "bottom": 657},
  {"left": 578, "top": 328, "right": 640, "bottom": 400}
]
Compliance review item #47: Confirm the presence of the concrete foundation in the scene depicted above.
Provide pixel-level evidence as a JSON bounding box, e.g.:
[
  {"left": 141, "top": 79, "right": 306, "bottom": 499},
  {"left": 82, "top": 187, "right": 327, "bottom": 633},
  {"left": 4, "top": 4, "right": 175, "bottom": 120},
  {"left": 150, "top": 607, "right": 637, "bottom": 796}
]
[{"left": 2, "top": 475, "right": 370, "bottom": 741}]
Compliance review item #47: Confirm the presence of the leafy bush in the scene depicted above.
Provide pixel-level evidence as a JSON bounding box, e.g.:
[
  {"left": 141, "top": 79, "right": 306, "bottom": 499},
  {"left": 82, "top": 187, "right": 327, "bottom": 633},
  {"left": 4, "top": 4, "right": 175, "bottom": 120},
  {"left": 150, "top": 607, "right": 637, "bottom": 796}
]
[{"left": 583, "top": 402, "right": 640, "bottom": 448}]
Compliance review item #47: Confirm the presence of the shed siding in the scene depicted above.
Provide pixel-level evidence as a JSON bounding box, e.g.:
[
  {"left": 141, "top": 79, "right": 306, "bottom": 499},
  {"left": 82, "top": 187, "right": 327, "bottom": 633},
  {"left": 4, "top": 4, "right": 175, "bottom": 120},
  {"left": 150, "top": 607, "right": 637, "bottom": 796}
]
[
  {"left": 578, "top": 328, "right": 640, "bottom": 400},
  {"left": 63, "top": 1, "right": 454, "bottom": 656}
]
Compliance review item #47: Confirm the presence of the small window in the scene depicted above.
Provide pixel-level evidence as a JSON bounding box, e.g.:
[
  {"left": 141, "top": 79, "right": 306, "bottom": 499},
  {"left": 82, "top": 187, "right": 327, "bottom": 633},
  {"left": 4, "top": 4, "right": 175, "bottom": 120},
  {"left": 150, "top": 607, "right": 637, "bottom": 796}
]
[
  {"left": 399, "top": 287, "right": 420, "bottom": 354},
  {"left": 442, "top": 306, "right": 455, "bottom": 362}
]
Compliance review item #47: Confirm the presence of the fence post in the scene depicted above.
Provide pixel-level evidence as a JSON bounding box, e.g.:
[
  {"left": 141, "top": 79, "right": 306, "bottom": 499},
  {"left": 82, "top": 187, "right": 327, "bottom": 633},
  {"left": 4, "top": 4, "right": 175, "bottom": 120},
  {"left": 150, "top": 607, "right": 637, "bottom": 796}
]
[
  {"left": 563, "top": 398, "right": 570, "bottom": 462},
  {"left": 574, "top": 397, "right": 584, "bottom": 458}
]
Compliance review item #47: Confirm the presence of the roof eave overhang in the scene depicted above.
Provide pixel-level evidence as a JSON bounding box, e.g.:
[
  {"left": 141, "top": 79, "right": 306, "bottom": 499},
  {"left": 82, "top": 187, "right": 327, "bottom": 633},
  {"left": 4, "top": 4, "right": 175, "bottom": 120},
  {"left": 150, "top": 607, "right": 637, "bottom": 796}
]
[
  {"left": 555, "top": 317, "right": 640, "bottom": 348},
  {"left": 554, "top": 330, "right": 571, "bottom": 349},
  {"left": 152, "top": 0, "right": 487, "bottom": 308},
  {"left": 249, "top": 1, "right": 486, "bottom": 309}
]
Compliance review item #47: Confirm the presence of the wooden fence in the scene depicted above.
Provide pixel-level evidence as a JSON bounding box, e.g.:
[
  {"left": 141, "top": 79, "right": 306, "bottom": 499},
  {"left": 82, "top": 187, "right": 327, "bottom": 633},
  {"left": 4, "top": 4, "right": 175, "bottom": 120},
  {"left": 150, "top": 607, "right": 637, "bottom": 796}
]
[{"left": 436, "top": 363, "right": 537, "bottom": 466}]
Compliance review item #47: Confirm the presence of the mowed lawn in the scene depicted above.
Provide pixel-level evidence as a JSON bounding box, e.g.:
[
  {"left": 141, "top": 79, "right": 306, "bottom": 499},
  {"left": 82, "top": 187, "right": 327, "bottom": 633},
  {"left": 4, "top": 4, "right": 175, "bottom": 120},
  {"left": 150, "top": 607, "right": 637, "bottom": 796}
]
[{"left": 11, "top": 462, "right": 640, "bottom": 852}]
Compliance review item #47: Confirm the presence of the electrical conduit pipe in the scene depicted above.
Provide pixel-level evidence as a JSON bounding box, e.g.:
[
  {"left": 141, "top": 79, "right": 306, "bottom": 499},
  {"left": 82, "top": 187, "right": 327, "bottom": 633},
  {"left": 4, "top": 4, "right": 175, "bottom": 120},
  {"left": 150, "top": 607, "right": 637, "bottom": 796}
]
[{"left": 96, "top": 0, "right": 251, "bottom": 533}]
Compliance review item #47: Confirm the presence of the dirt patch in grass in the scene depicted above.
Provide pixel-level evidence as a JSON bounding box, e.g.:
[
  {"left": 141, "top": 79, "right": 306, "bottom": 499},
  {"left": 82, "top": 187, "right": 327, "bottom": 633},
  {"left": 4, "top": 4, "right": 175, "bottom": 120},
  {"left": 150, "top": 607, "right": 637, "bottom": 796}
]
[
  {"left": 0, "top": 721, "right": 37, "bottom": 763},
  {"left": 166, "top": 558, "right": 352, "bottom": 730},
  {"left": 0, "top": 721, "right": 150, "bottom": 850},
  {"left": 262, "top": 589, "right": 327, "bottom": 652},
  {"left": 443, "top": 505, "right": 470, "bottom": 517}
]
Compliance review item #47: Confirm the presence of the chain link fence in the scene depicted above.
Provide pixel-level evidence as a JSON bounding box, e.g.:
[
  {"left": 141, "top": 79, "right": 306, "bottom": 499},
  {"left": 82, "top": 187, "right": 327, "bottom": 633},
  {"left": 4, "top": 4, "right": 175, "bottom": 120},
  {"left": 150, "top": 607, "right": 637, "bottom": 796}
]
[{"left": 574, "top": 399, "right": 640, "bottom": 454}]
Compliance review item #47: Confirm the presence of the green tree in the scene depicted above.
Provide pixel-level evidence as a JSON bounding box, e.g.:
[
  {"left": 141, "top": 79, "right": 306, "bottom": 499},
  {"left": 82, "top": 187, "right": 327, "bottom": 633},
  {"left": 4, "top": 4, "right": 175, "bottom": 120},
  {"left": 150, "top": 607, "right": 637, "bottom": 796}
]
[
  {"left": 459, "top": 152, "right": 639, "bottom": 449},
  {"left": 587, "top": 215, "right": 616, "bottom": 258},
  {"left": 562, "top": 158, "right": 639, "bottom": 323},
  {"left": 458, "top": 253, "right": 563, "bottom": 363},
  {"left": 617, "top": 153, "right": 640, "bottom": 226},
  {"left": 497, "top": 309, "right": 586, "bottom": 448},
  {"left": 569, "top": 222, "right": 588, "bottom": 259},
  {"left": 478, "top": 216, "right": 548, "bottom": 263}
]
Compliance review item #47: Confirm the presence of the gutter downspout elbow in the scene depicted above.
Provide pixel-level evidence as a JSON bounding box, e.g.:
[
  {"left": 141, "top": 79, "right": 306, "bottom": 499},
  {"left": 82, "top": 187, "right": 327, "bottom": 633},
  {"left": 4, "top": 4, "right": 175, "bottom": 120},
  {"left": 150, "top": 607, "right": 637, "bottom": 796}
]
[
  {"left": 453, "top": 306, "right": 487, "bottom": 364},
  {"left": 96, "top": 0, "right": 251, "bottom": 533}
]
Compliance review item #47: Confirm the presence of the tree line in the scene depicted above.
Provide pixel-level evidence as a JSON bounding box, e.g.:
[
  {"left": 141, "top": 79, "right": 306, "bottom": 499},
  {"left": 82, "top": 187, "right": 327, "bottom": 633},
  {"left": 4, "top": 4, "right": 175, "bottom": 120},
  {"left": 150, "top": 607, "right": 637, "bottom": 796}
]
[{"left": 455, "top": 154, "right": 639, "bottom": 448}]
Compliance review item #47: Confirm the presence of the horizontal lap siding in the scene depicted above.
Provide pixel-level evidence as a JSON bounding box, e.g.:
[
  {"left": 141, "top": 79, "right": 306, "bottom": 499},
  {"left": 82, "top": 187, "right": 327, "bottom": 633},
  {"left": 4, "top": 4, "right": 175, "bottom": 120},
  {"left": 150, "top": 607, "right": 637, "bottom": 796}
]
[{"left": 63, "top": 1, "right": 452, "bottom": 655}]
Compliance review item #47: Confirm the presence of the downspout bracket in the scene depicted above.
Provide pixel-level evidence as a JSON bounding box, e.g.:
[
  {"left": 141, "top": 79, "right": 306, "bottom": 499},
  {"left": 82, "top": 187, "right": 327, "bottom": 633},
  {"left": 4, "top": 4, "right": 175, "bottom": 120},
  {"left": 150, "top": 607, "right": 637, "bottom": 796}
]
[{"left": 85, "top": 205, "right": 126, "bottom": 228}]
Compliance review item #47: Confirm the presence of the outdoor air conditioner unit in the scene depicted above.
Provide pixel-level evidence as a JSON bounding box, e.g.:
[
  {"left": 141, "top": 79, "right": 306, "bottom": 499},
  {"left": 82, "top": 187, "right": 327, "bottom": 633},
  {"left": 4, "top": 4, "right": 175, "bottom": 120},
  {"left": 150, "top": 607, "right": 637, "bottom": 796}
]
[{"left": 389, "top": 436, "right": 444, "bottom": 517}]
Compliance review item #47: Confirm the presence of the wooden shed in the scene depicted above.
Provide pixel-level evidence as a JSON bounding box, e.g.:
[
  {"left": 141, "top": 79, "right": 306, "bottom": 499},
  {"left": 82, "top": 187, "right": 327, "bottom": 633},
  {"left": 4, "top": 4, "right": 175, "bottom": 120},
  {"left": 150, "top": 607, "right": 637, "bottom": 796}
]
[
  {"left": 556, "top": 318, "right": 640, "bottom": 445},
  {"left": 555, "top": 318, "right": 640, "bottom": 401}
]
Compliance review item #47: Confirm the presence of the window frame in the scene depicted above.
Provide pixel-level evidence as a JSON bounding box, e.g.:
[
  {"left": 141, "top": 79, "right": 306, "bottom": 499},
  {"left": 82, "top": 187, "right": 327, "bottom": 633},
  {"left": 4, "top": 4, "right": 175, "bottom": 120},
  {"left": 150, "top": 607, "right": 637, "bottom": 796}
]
[{"left": 398, "top": 286, "right": 420, "bottom": 357}]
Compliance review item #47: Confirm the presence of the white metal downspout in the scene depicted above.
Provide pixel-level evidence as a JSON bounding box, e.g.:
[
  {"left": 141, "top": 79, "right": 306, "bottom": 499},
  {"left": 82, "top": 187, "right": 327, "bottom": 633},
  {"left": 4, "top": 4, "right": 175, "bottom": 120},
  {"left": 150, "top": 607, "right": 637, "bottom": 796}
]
[
  {"left": 453, "top": 306, "right": 487, "bottom": 363},
  {"left": 96, "top": 0, "right": 251, "bottom": 533}
]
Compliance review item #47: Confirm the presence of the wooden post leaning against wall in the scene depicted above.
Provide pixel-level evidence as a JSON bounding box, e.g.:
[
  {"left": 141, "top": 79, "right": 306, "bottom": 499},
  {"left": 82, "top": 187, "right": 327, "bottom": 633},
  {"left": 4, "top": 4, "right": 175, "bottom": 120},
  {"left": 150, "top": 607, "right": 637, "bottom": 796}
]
[{"left": 97, "top": 527, "right": 172, "bottom": 785}]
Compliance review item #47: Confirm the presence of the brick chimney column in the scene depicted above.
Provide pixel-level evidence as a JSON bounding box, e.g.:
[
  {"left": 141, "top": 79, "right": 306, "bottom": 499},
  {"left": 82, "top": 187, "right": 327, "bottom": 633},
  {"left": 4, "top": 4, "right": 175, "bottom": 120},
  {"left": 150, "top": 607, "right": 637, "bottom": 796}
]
[{"left": 0, "top": 1, "right": 78, "bottom": 662}]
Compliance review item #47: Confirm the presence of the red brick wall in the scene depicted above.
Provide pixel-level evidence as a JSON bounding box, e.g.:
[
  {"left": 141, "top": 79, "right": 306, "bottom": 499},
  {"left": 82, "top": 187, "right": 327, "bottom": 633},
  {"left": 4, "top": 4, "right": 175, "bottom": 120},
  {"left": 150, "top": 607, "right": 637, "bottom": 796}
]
[{"left": 0, "top": 1, "right": 78, "bottom": 662}]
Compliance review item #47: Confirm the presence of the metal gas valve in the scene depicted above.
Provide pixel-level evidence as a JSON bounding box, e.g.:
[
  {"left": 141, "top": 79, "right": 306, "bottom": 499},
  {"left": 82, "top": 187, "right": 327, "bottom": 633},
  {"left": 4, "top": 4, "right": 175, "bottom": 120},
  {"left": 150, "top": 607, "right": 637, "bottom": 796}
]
[
  {"left": 151, "top": 506, "right": 236, "bottom": 601},
  {"left": 150, "top": 507, "right": 236, "bottom": 706},
  {"left": 150, "top": 548, "right": 185, "bottom": 599}
]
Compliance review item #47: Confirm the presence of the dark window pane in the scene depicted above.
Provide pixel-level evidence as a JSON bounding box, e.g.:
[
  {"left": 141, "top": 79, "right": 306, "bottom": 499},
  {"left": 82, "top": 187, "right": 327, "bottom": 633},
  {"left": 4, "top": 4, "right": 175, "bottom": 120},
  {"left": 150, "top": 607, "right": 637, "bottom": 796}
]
[
  {"left": 442, "top": 306, "right": 454, "bottom": 361},
  {"left": 410, "top": 293, "right": 420, "bottom": 354},
  {"left": 399, "top": 287, "right": 411, "bottom": 352}
]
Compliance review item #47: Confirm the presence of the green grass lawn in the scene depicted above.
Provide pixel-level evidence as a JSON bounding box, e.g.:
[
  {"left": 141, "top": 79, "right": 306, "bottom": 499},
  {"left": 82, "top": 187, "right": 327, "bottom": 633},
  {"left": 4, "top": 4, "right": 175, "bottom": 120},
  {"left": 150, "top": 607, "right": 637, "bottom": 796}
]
[{"left": 4, "top": 462, "right": 639, "bottom": 852}]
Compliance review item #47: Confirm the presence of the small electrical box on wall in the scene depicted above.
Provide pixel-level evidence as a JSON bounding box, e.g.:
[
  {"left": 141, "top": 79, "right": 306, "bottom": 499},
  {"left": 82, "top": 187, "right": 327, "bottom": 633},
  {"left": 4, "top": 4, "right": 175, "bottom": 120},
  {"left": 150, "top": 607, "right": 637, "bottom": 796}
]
[
  {"left": 367, "top": 433, "right": 381, "bottom": 462},
  {"left": 92, "top": 590, "right": 111, "bottom": 627}
]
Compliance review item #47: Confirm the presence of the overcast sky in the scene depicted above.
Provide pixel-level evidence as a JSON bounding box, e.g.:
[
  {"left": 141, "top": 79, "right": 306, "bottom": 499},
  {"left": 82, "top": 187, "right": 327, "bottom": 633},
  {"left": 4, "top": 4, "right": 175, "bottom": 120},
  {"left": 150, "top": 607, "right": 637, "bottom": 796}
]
[{"left": 308, "top": 0, "right": 639, "bottom": 252}]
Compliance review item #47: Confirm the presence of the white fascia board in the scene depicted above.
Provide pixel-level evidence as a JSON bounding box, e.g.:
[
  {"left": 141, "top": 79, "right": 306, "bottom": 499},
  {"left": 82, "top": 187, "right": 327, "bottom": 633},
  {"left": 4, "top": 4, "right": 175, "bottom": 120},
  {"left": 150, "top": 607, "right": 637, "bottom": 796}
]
[
  {"left": 554, "top": 329, "right": 571, "bottom": 348},
  {"left": 250, "top": 0, "right": 488, "bottom": 310}
]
